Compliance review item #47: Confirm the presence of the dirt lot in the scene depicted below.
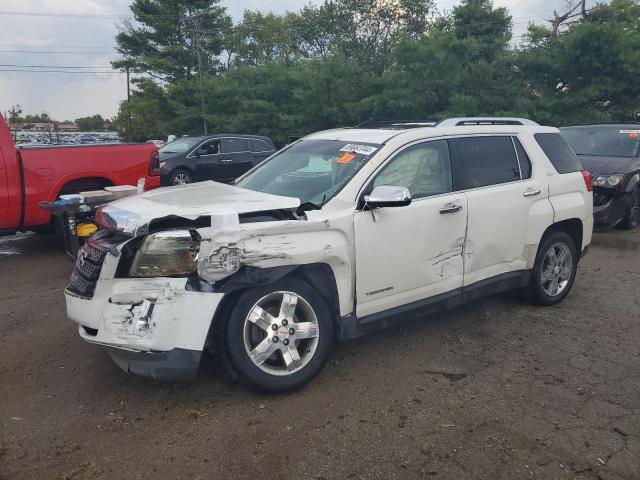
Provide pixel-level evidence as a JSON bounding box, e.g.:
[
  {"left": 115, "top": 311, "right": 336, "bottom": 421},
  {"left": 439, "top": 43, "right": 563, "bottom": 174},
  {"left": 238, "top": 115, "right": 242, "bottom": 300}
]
[{"left": 1, "top": 229, "right": 639, "bottom": 480}]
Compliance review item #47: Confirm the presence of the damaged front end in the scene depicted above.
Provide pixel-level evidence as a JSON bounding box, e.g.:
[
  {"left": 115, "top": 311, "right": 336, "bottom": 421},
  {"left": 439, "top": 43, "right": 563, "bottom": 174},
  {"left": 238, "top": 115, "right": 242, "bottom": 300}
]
[{"left": 65, "top": 182, "right": 354, "bottom": 382}]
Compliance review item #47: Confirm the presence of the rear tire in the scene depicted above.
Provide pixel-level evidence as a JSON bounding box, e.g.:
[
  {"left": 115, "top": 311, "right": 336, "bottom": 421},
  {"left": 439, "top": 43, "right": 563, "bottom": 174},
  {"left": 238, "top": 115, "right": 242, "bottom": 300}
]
[
  {"left": 223, "top": 278, "right": 333, "bottom": 392},
  {"left": 168, "top": 168, "right": 193, "bottom": 186},
  {"left": 528, "top": 230, "right": 578, "bottom": 306},
  {"left": 619, "top": 187, "right": 640, "bottom": 230}
]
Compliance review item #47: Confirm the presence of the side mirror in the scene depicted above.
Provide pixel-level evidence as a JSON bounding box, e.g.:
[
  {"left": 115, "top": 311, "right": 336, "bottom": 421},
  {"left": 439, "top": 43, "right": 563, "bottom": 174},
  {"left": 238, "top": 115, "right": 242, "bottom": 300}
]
[{"left": 364, "top": 185, "right": 412, "bottom": 209}]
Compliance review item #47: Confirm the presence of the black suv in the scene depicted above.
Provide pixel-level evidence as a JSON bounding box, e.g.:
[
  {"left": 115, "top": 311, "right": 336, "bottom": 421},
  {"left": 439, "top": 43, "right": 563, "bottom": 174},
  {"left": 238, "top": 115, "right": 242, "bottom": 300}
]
[
  {"left": 158, "top": 135, "right": 276, "bottom": 186},
  {"left": 561, "top": 124, "right": 640, "bottom": 230}
]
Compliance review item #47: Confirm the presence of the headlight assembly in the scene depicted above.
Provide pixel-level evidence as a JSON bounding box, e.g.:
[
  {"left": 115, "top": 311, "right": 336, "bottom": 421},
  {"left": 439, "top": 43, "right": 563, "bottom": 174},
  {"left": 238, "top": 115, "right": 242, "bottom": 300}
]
[
  {"left": 592, "top": 174, "right": 623, "bottom": 188},
  {"left": 95, "top": 205, "right": 145, "bottom": 236},
  {"left": 130, "top": 230, "right": 200, "bottom": 278}
]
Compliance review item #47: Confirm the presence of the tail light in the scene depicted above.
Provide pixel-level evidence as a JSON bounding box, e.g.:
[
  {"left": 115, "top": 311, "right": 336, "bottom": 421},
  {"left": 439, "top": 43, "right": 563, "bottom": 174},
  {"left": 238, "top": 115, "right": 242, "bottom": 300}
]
[
  {"left": 149, "top": 149, "right": 161, "bottom": 177},
  {"left": 582, "top": 170, "right": 592, "bottom": 192}
]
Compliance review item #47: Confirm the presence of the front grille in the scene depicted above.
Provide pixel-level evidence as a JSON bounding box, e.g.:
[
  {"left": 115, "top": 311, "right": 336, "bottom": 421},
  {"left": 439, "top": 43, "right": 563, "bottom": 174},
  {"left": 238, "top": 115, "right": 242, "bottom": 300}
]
[{"left": 67, "top": 242, "right": 107, "bottom": 298}]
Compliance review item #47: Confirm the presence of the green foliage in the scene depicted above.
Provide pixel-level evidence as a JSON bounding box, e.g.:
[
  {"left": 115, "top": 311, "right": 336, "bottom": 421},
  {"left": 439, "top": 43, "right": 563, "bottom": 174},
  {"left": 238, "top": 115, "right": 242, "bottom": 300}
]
[
  {"left": 113, "top": 0, "right": 640, "bottom": 144},
  {"left": 113, "top": 0, "right": 232, "bottom": 82},
  {"left": 75, "top": 114, "right": 105, "bottom": 132}
]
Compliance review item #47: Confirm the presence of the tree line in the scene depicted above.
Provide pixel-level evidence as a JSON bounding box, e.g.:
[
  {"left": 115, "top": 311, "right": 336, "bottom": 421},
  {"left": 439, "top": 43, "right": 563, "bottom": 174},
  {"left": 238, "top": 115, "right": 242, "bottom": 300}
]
[
  {"left": 4, "top": 107, "right": 113, "bottom": 132},
  {"left": 112, "top": 0, "right": 640, "bottom": 145}
]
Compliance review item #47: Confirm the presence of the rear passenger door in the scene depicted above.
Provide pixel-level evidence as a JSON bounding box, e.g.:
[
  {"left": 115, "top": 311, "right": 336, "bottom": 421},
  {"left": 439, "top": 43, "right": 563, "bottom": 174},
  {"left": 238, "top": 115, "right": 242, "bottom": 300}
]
[{"left": 449, "top": 135, "right": 553, "bottom": 287}]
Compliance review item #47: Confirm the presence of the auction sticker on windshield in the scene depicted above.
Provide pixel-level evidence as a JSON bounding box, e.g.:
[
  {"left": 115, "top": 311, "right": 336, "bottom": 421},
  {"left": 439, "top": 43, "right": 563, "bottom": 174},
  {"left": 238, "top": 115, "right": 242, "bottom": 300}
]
[{"left": 340, "top": 144, "right": 379, "bottom": 156}]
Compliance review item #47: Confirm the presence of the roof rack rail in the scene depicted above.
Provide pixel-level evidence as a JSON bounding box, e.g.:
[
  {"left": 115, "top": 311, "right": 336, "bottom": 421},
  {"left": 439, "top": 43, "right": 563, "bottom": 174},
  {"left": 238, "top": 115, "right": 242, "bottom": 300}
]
[
  {"left": 357, "top": 118, "right": 438, "bottom": 129},
  {"left": 437, "top": 117, "right": 539, "bottom": 127}
]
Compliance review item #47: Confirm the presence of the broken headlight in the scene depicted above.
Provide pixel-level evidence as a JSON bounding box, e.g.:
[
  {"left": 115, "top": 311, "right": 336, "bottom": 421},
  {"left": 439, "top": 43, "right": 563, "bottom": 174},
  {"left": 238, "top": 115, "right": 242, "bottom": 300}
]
[{"left": 130, "top": 230, "right": 200, "bottom": 278}]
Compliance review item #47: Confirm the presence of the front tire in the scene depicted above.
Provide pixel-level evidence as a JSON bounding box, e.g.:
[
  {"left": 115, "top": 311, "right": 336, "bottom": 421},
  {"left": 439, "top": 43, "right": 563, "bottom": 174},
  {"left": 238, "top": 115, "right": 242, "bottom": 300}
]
[
  {"left": 619, "top": 187, "right": 640, "bottom": 230},
  {"left": 528, "top": 231, "right": 579, "bottom": 306},
  {"left": 223, "top": 278, "right": 333, "bottom": 392},
  {"left": 168, "top": 168, "right": 194, "bottom": 186}
]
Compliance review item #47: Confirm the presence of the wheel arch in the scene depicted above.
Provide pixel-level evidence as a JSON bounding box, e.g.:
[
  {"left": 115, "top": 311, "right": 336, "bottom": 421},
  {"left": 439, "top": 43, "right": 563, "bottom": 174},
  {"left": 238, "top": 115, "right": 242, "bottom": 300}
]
[
  {"left": 55, "top": 175, "right": 116, "bottom": 197},
  {"left": 547, "top": 218, "right": 584, "bottom": 257},
  {"left": 622, "top": 173, "right": 640, "bottom": 193},
  {"left": 207, "top": 263, "right": 343, "bottom": 345},
  {"left": 168, "top": 166, "right": 195, "bottom": 180}
]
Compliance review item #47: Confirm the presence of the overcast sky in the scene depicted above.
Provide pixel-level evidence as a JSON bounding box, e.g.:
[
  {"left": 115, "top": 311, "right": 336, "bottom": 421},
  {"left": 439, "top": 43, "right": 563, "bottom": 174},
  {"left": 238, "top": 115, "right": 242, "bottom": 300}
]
[{"left": 0, "top": 0, "right": 590, "bottom": 121}]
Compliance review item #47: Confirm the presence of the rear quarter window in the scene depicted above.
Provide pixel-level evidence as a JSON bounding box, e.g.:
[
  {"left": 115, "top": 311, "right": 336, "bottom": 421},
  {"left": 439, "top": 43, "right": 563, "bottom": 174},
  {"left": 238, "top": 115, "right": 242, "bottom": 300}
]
[
  {"left": 251, "top": 139, "right": 274, "bottom": 152},
  {"left": 534, "top": 133, "right": 583, "bottom": 174}
]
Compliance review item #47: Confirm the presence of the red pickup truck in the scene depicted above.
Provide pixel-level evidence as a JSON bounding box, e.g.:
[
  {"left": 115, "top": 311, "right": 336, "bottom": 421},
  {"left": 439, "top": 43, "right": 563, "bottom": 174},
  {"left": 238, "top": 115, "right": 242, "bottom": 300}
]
[{"left": 0, "top": 113, "right": 161, "bottom": 236}]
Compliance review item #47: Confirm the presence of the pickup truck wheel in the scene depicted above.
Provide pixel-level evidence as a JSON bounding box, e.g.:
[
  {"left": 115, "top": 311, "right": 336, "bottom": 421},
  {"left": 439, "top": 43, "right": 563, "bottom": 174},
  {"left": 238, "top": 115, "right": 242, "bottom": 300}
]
[
  {"left": 224, "top": 278, "right": 333, "bottom": 392},
  {"left": 528, "top": 231, "right": 578, "bottom": 306},
  {"left": 619, "top": 187, "right": 640, "bottom": 230},
  {"left": 168, "top": 168, "right": 193, "bottom": 186}
]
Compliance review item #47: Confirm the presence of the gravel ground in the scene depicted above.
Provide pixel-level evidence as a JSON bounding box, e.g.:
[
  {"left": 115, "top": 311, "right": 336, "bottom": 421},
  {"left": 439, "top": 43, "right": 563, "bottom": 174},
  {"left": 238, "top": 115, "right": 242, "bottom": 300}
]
[{"left": 0, "top": 228, "right": 639, "bottom": 480}]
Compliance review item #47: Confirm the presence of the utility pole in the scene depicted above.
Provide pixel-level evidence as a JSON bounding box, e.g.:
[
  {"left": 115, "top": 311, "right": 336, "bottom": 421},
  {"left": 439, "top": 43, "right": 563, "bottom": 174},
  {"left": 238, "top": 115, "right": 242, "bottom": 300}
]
[
  {"left": 126, "top": 66, "right": 132, "bottom": 143},
  {"left": 189, "top": 14, "right": 208, "bottom": 135}
]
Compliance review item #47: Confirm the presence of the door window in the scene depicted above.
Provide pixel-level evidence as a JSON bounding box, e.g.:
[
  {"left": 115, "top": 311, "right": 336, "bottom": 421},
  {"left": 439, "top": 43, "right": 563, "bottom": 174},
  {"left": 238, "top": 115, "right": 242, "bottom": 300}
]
[
  {"left": 223, "top": 138, "right": 249, "bottom": 153},
  {"left": 450, "top": 136, "right": 521, "bottom": 189},
  {"left": 513, "top": 137, "right": 532, "bottom": 179},
  {"left": 372, "top": 140, "right": 453, "bottom": 199},
  {"left": 197, "top": 139, "right": 220, "bottom": 155}
]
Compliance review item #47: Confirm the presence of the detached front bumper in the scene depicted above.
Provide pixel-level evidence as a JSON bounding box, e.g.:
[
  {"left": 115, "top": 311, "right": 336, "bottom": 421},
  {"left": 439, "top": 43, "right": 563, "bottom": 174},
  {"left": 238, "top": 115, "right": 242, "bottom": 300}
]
[
  {"left": 593, "top": 188, "right": 632, "bottom": 230},
  {"left": 65, "top": 269, "right": 224, "bottom": 381}
]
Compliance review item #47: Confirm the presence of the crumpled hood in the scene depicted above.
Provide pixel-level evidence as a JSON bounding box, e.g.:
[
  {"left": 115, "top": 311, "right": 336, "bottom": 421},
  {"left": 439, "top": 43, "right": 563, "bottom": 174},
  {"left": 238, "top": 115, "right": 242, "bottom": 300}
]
[
  {"left": 99, "top": 181, "right": 300, "bottom": 236},
  {"left": 578, "top": 155, "right": 638, "bottom": 175}
]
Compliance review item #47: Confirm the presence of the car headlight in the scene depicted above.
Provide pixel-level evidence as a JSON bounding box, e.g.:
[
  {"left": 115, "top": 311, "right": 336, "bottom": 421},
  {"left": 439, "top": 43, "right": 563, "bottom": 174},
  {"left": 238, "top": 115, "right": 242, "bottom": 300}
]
[
  {"left": 592, "top": 174, "right": 623, "bottom": 187},
  {"left": 95, "top": 205, "right": 145, "bottom": 236},
  {"left": 130, "top": 230, "right": 200, "bottom": 278},
  {"left": 159, "top": 162, "right": 167, "bottom": 169}
]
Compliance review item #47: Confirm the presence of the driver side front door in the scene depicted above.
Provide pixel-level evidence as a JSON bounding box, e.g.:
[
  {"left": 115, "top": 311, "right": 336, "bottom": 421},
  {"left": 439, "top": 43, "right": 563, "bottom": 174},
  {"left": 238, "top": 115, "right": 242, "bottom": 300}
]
[{"left": 353, "top": 139, "right": 468, "bottom": 318}]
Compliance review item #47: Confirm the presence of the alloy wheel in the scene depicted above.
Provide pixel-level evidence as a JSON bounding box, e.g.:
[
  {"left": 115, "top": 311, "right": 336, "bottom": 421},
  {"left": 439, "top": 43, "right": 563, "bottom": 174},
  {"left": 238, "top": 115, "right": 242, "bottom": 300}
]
[
  {"left": 173, "top": 173, "right": 192, "bottom": 185},
  {"left": 243, "top": 291, "right": 320, "bottom": 376},
  {"left": 541, "top": 242, "right": 573, "bottom": 297}
]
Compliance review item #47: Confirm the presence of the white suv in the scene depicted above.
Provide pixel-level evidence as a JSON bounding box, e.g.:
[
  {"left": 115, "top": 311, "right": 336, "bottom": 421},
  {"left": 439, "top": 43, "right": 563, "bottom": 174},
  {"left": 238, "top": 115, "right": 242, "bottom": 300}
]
[{"left": 65, "top": 118, "right": 593, "bottom": 391}]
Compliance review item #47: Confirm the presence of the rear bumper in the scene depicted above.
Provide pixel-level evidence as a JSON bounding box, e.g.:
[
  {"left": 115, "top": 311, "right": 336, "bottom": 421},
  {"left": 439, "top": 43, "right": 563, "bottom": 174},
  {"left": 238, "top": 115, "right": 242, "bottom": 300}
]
[
  {"left": 593, "top": 189, "right": 632, "bottom": 230},
  {"left": 145, "top": 175, "right": 161, "bottom": 190}
]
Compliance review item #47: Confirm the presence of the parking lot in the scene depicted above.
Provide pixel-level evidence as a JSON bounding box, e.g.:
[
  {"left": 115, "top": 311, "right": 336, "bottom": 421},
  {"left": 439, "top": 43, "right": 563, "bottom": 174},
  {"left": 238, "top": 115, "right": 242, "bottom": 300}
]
[{"left": 0, "top": 228, "right": 638, "bottom": 480}]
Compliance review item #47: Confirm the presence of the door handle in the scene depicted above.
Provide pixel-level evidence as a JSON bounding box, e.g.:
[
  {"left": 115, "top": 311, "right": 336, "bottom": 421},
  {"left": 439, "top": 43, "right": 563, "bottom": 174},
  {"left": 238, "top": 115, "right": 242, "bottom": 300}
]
[
  {"left": 523, "top": 188, "right": 541, "bottom": 197},
  {"left": 439, "top": 203, "right": 463, "bottom": 214},
  {"left": 220, "top": 159, "right": 233, "bottom": 163}
]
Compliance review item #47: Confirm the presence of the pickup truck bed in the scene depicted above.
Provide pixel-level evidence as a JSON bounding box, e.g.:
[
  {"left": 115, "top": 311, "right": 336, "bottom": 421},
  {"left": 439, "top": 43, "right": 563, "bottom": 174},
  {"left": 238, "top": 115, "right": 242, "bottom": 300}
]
[{"left": 0, "top": 114, "right": 160, "bottom": 235}]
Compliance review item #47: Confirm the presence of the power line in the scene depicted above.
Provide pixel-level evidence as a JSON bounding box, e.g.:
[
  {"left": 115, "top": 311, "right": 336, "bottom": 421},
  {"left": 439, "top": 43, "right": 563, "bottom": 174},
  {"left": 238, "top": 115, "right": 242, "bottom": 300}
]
[
  {"left": 0, "top": 50, "right": 115, "bottom": 55},
  {"left": 0, "top": 63, "right": 114, "bottom": 69},
  {"left": 0, "top": 69, "right": 123, "bottom": 74}
]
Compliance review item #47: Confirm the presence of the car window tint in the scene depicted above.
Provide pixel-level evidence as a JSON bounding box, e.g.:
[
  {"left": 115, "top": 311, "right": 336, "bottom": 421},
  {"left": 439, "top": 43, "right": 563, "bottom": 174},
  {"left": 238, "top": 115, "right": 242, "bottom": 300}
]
[
  {"left": 513, "top": 137, "right": 532, "bottom": 179},
  {"left": 223, "top": 138, "right": 249, "bottom": 153},
  {"left": 534, "top": 133, "right": 583, "bottom": 174},
  {"left": 251, "top": 139, "right": 273, "bottom": 152},
  {"left": 451, "top": 136, "right": 521, "bottom": 189},
  {"left": 372, "top": 140, "right": 453, "bottom": 199}
]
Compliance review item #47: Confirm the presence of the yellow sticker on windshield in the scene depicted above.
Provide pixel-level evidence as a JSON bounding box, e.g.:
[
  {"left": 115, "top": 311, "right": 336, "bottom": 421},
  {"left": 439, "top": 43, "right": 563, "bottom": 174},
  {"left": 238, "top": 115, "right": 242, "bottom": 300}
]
[{"left": 337, "top": 152, "right": 357, "bottom": 164}]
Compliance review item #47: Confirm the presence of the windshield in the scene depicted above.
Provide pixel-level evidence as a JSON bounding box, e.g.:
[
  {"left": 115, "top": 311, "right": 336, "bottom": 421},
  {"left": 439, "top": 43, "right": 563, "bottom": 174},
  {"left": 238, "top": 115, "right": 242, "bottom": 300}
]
[
  {"left": 560, "top": 126, "right": 640, "bottom": 158},
  {"left": 235, "top": 139, "right": 381, "bottom": 206},
  {"left": 159, "top": 137, "right": 202, "bottom": 154}
]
